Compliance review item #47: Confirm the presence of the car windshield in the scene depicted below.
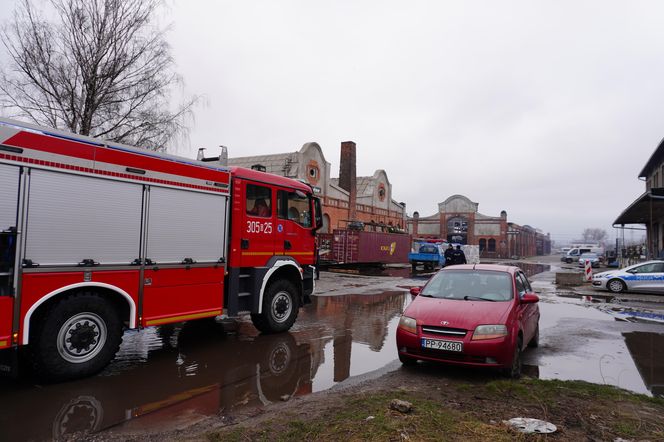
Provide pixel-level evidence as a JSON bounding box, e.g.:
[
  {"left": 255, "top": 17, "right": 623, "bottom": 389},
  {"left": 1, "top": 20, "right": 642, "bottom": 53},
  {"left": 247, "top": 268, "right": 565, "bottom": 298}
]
[
  {"left": 420, "top": 270, "right": 513, "bottom": 301},
  {"left": 580, "top": 253, "right": 597, "bottom": 259}
]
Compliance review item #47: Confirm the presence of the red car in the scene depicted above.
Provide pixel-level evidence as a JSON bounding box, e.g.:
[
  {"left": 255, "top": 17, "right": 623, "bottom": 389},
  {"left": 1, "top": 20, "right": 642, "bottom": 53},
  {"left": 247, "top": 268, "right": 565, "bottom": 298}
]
[{"left": 396, "top": 264, "right": 540, "bottom": 378}]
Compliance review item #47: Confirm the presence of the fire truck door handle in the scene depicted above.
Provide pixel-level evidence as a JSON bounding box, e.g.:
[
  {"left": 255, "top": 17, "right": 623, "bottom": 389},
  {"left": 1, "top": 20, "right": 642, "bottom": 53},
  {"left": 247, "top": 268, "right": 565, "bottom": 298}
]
[
  {"left": 284, "top": 240, "right": 292, "bottom": 250},
  {"left": 241, "top": 239, "right": 250, "bottom": 249}
]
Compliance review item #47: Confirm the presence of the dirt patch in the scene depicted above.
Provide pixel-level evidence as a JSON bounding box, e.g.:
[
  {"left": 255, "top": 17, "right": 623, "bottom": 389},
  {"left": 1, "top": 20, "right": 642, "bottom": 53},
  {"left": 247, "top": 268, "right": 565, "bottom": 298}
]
[{"left": 96, "top": 364, "right": 664, "bottom": 441}]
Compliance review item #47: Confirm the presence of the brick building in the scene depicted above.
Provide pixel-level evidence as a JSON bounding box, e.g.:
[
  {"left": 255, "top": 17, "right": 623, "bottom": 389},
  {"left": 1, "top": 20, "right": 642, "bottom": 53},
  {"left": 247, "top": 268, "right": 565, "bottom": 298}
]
[
  {"left": 407, "top": 194, "right": 551, "bottom": 258},
  {"left": 228, "top": 141, "right": 406, "bottom": 233}
]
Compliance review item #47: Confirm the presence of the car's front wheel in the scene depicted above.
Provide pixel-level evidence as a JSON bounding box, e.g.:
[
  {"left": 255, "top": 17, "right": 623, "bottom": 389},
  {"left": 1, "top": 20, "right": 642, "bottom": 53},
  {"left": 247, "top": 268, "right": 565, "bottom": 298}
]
[
  {"left": 607, "top": 279, "right": 627, "bottom": 293},
  {"left": 503, "top": 337, "right": 522, "bottom": 379},
  {"left": 399, "top": 353, "right": 417, "bottom": 366},
  {"left": 528, "top": 325, "right": 539, "bottom": 348}
]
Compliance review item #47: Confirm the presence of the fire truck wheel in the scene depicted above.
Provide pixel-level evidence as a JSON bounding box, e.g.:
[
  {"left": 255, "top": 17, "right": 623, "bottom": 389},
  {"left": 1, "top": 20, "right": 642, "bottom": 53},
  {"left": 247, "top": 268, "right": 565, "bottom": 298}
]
[
  {"left": 30, "top": 293, "right": 123, "bottom": 382},
  {"left": 251, "top": 280, "right": 299, "bottom": 333}
]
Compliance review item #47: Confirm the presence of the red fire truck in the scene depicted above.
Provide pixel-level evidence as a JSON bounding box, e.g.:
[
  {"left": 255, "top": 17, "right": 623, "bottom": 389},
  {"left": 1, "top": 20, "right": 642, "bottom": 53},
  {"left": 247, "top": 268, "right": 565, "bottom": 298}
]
[{"left": 0, "top": 117, "right": 322, "bottom": 381}]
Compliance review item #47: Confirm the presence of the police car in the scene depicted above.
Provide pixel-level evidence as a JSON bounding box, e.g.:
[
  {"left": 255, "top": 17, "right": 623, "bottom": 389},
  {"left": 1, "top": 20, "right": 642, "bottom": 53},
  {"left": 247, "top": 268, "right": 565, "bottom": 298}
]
[{"left": 592, "top": 260, "right": 664, "bottom": 293}]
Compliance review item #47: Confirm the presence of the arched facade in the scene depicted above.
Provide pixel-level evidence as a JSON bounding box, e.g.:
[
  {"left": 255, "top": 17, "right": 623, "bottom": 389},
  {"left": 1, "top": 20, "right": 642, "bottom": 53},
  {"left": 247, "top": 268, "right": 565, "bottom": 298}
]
[{"left": 407, "top": 195, "right": 550, "bottom": 259}]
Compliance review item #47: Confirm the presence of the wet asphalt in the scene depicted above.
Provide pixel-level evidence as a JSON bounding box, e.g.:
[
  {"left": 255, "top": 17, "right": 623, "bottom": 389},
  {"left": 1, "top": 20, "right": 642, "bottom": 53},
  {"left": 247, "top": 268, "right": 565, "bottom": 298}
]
[{"left": 0, "top": 255, "right": 663, "bottom": 441}]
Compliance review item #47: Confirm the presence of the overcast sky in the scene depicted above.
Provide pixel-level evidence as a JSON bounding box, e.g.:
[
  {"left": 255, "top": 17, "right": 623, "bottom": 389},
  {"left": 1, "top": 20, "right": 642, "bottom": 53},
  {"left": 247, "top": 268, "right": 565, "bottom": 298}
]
[{"left": 2, "top": 1, "right": 663, "bottom": 244}]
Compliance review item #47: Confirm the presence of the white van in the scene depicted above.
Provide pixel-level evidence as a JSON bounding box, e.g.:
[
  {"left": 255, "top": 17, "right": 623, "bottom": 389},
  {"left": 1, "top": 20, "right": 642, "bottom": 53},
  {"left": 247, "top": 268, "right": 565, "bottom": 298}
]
[{"left": 563, "top": 246, "right": 604, "bottom": 263}]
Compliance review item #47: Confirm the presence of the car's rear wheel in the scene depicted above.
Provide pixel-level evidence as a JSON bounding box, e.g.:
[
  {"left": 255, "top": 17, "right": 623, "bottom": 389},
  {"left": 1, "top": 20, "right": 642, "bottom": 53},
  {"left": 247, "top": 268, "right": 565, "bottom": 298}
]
[
  {"left": 607, "top": 279, "right": 627, "bottom": 293},
  {"left": 399, "top": 353, "right": 417, "bottom": 366}
]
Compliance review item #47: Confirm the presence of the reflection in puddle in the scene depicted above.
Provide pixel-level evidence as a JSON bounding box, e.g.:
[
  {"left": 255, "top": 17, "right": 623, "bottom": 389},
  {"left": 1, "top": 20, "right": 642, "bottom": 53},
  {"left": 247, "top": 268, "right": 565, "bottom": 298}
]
[
  {"left": 0, "top": 292, "right": 409, "bottom": 441},
  {"left": 623, "top": 331, "right": 664, "bottom": 397},
  {"left": 530, "top": 284, "right": 664, "bottom": 399},
  {"left": 501, "top": 262, "right": 551, "bottom": 277},
  {"left": 325, "top": 265, "right": 414, "bottom": 278},
  {"left": 598, "top": 307, "right": 664, "bottom": 324}
]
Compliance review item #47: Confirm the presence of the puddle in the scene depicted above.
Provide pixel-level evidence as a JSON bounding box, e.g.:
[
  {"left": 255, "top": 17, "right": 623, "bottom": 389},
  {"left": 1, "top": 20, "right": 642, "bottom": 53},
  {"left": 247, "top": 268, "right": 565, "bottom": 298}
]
[
  {"left": 527, "top": 269, "right": 664, "bottom": 398},
  {"left": 328, "top": 261, "right": 552, "bottom": 279},
  {"left": 0, "top": 292, "right": 410, "bottom": 441},
  {"left": 326, "top": 265, "right": 415, "bottom": 278},
  {"left": 556, "top": 292, "right": 618, "bottom": 304},
  {"left": 622, "top": 331, "right": 664, "bottom": 397},
  {"left": 501, "top": 262, "right": 551, "bottom": 277},
  {"left": 598, "top": 306, "right": 664, "bottom": 324}
]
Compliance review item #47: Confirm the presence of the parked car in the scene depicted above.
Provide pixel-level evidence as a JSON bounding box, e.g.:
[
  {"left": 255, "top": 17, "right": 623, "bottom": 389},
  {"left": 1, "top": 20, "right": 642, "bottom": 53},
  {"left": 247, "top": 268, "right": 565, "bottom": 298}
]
[
  {"left": 592, "top": 260, "right": 664, "bottom": 293},
  {"left": 396, "top": 264, "right": 540, "bottom": 378},
  {"left": 578, "top": 252, "right": 600, "bottom": 268}
]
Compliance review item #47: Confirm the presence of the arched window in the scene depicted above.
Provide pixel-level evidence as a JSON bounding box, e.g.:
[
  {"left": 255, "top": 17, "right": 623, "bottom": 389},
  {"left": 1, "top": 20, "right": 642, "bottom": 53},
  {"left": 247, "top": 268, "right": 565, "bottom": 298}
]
[
  {"left": 479, "top": 238, "right": 486, "bottom": 252},
  {"left": 488, "top": 238, "right": 496, "bottom": 252}
]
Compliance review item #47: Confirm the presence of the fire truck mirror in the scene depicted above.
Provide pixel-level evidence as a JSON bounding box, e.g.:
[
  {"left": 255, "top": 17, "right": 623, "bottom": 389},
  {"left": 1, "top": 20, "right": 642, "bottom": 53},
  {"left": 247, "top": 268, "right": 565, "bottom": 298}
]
[{"left": 313, "top": 197, "right": 323, "bottom": 231}]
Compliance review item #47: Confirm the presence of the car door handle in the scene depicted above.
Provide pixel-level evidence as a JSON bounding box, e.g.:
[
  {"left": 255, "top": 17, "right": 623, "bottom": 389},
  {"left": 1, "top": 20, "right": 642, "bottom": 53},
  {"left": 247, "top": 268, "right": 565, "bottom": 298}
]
[{"left": 284, "top": 240, "right": 292, "bottom": 250}]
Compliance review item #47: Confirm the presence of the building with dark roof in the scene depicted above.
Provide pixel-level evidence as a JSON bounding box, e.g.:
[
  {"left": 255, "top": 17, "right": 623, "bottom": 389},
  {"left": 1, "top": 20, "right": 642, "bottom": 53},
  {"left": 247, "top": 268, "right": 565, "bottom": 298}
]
[{"left": 614, "top": 137, "right": 664, "bottom": 256}]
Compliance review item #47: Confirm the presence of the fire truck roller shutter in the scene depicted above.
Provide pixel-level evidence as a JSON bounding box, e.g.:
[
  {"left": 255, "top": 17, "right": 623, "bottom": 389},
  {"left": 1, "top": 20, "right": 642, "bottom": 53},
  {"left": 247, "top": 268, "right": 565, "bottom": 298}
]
[
  {"left": 0, "top": 164, "right": 19, "bottom": 232},
  {"left": 141, "top": 186, "right": 227, "bottom": 327},
  {"left": 25, "top": 169, "right": 142, "bottom": 266},
  {"left": 146, "top": 186, "right": 227, "bottom": 264}
]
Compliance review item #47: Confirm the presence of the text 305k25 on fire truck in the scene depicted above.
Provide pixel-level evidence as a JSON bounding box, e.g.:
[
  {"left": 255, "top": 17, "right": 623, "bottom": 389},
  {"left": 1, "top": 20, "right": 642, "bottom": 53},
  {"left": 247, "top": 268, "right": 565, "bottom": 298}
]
[{"left": 0, "top": 117, "right": 323, "bottom": 381}]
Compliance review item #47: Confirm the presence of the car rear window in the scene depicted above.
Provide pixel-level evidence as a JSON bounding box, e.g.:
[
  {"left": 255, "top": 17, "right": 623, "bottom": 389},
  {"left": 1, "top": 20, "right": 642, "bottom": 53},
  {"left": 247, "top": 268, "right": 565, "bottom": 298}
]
[
  {"left": 419, "top": 245, "right": 438, "bottom": 254},
  {"left": 421, "top": 270, "right": 513, "bottom": 301}
]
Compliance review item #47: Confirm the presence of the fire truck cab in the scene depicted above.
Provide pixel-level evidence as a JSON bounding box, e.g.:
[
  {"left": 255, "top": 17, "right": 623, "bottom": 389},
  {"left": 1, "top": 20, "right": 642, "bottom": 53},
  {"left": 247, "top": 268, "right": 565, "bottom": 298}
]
[{"left": 0, "top": 117, "right": 322, "bottom": 381}]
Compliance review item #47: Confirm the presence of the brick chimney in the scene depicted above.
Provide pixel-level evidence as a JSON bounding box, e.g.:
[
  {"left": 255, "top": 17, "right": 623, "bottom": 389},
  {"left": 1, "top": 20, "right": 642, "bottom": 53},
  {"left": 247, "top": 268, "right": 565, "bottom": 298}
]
[{"left": 339, "top": 141, "right": 357, "bottom": 221}]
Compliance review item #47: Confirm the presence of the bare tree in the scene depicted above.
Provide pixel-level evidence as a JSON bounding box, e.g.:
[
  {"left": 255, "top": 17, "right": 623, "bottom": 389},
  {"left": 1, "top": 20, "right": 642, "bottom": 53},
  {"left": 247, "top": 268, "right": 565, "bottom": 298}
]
[
  {"left": 1, "top": 0, "right": 196, "bottom": 151},
  {"left": 581, "top": 227, "right": 607, "bottom": 243}
]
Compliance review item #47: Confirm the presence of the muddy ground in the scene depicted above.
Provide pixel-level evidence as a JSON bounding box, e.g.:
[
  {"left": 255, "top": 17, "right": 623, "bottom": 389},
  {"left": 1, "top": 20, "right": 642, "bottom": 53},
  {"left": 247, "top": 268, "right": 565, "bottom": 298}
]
[
  {"left": 96, "top": 362, "right": 664, "bottom": 441},
  {"left": 91, "top": 257, "right": 664, "bottom": 442}
]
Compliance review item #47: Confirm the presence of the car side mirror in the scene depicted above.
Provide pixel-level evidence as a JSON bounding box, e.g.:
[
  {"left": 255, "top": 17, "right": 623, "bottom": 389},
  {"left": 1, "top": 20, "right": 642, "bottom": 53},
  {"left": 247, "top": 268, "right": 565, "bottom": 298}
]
[
  {"left": 410, "top": 286, "right": 422, "bottom": 296},
  {"left": 626, "top": 269, "right": 636, "bottom": 274},
  {"left": 521, "top": 293, "right": 539, "bottom": 304}
]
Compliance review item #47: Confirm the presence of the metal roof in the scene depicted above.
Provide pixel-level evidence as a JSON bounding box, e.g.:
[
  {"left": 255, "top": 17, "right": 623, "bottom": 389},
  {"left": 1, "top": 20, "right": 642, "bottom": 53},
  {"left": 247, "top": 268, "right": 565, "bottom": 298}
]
[
  {"left": 613, "top": 189, "right": 664, "bottom": 225},
  {"left": 638, "top": 136, "right": 664, "bottom": 178}
]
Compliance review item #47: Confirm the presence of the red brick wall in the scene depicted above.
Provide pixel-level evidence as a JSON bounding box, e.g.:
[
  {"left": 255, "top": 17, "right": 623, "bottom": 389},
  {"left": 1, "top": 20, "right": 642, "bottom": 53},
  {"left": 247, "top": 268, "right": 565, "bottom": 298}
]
[{"left": 322, "top": 196, "right": 404, "bottom": 233}]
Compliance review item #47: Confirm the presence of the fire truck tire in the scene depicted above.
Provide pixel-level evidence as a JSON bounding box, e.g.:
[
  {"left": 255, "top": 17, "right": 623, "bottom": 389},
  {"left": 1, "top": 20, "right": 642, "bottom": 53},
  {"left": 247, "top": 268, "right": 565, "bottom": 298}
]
[
  {"left": 29, "top": 292, "right": 123, "bottom": 382},
  {"left": 251, "top": 280, "right": 299, "bottom": 334}
]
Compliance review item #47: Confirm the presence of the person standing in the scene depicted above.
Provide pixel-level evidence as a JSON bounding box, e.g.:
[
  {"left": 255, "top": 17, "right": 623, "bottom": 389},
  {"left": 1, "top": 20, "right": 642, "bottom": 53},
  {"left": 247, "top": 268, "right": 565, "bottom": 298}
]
[
  {"left": 444, "top": 244, "right": 455, "bottom": 266},
  {"left": 452, "top": 245, "right": 467, "bottom": 265}
]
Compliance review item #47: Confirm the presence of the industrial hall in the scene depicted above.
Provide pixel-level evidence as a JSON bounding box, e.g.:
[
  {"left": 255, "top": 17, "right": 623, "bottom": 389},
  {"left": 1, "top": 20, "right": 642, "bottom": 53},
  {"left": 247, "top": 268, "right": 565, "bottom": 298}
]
[{"left": 407, "top": 195, "right": 551, "bottom": 259}]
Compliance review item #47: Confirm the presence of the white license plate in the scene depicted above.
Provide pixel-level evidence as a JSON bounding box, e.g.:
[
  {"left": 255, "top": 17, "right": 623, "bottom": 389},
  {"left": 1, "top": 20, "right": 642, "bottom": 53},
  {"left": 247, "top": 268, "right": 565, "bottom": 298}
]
[{"left": 421, "top": 338, "right": 463, "bottom": 352}]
